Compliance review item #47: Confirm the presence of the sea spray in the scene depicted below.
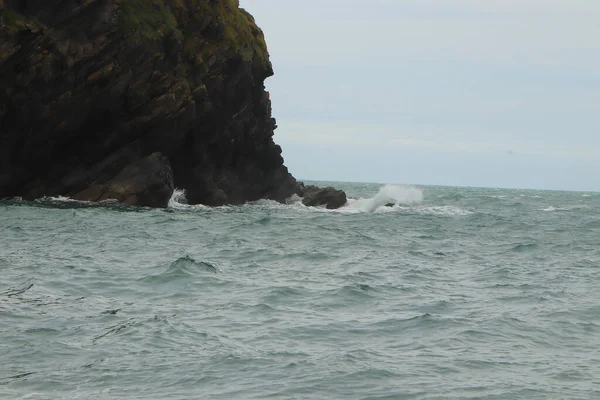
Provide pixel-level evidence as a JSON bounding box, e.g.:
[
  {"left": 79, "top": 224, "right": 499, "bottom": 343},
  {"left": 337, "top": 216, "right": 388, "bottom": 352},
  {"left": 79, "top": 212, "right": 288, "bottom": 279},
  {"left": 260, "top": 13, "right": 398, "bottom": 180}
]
[
  {"left": 169, "top": 189, "right": 188, "bottom": 205},
  {"left": 348, "top": 184, "right": 424, "bottom": 212}
]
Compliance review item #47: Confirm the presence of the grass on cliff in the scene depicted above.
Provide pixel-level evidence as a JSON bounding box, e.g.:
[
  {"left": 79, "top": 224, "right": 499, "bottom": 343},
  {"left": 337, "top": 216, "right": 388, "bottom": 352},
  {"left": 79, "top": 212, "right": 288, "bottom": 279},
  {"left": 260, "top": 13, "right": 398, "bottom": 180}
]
[
  {"left": 115, "top": 0, "right": 179, "bottom": 42},
  {"left": 182, "top": 0, "right": 268, "bottom": 62},
  {"left": 1, "top": 0, "right": 269, "bottom": 68},
  {"left": 115, "top": 0, "right": 268, "bottom": 63},
  {"left": 181, "top": 0, "right": 270, "bottom": 87}
]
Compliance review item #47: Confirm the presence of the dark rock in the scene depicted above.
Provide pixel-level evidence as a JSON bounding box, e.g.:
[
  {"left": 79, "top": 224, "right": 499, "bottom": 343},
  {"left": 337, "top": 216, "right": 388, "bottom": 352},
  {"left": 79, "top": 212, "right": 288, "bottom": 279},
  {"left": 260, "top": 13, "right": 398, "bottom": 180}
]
[
  {"left": 101, "top": 309, "right": 121, "bottom": 315},
  {"left": 300, "top": 183, "right": 347, "bottom": 210},
  {"left": 73, "top": 152, "right": 174, "bottom": 208},
  {"left": 0, "top": 0, "right": 302, "bottom": 207}
]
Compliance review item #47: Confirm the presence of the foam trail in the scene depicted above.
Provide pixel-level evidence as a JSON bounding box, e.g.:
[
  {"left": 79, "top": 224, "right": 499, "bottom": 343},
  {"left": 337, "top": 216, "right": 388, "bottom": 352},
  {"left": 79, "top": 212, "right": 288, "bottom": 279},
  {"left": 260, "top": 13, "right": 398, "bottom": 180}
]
[{"left": 347, "top": 185, "right": 423, "bottom": 213}]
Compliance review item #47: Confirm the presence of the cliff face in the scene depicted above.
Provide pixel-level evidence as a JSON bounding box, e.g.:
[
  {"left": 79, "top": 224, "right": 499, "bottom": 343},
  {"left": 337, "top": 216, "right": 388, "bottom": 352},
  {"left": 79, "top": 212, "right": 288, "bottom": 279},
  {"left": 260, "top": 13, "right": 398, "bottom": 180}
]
[{"left": 0, "top": 0, "right": 300, "bottom": 206}]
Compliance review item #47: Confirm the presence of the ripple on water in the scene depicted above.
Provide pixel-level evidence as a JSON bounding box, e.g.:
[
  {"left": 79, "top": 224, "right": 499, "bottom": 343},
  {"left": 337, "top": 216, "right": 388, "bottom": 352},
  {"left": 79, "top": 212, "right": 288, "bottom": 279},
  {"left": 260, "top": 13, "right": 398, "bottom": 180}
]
[
  {"left": 511, "top": 243, "right": 539, "bottom": 252},
  {"left": 2, "top": 184, "right": 600, "bottom": 399}
]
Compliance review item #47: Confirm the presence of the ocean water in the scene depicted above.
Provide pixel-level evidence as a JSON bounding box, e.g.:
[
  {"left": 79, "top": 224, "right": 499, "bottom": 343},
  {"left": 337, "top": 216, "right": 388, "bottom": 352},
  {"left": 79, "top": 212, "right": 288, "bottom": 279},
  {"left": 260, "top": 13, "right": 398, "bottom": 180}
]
[{"left": 2, "top": 181, "right": 600, "bottom": 399}]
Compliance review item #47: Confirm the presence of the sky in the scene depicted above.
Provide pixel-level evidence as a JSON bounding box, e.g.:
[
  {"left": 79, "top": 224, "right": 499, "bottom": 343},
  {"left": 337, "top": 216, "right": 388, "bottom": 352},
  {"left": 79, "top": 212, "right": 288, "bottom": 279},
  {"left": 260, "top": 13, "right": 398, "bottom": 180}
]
[{"left": 239, "top": 0, "right": 600, "bottom": 191}]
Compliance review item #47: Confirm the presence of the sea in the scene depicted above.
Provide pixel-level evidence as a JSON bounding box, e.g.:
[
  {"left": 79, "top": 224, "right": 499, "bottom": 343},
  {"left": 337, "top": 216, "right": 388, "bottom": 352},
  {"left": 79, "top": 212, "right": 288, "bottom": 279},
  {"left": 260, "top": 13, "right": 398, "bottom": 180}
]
[{"left": 1, "top": 181, "right": 599, "bottom": 399}]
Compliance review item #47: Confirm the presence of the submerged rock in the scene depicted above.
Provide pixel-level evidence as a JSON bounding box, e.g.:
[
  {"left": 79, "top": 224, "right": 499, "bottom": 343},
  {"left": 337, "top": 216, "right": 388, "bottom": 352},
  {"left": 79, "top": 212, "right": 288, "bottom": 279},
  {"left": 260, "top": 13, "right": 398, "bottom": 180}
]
[
  {"left": 300, "top": 183, "right": 347, "bottom": 210},
  {"left": 0, "top": 0, "right": 301, "bottom": 206}
]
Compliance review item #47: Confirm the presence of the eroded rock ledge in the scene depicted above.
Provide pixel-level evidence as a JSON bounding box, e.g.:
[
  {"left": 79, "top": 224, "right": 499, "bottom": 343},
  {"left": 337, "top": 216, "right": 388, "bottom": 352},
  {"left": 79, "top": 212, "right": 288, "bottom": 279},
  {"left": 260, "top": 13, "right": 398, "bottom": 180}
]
[{"left": 0, "top": 0, "right": 346, "bottom": 208}]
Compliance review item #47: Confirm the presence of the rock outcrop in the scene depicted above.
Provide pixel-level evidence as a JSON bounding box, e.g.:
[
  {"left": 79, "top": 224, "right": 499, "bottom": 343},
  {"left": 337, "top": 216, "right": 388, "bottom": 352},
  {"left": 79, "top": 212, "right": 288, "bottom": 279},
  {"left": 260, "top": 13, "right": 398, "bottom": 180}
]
[
  {"left": 0, "top": 0, "right": 303, "bottom": 207},
  {"left": 300, "top": 183, "right": 347, "bottom": 210},
  {"left": 72, "top": 152, "right": 173, "bottom": 207}
]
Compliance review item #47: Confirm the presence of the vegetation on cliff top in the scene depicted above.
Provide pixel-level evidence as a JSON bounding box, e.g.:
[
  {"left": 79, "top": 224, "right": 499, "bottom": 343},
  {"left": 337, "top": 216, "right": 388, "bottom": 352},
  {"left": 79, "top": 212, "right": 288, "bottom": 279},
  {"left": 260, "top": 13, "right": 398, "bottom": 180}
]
[
  {"left": 115, "top": 0, "right": 269, "bottom": 64},
  {"left": 1, "top": 0, "right": 269, "bottom": 66}
]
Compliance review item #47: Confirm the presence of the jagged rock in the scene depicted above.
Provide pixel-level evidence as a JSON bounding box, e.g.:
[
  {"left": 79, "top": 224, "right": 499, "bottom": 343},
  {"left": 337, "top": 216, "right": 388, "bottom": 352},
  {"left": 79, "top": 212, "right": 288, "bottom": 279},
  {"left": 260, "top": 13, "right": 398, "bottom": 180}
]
[
  {"left": 300, "top": 183, "right": 347, "bottom": 210},
  {"left": 73, "top": 152, "right": 174, "bottom": 208},
  {"left": 0, "top": 0, "right": 301, "bottom": 206}
]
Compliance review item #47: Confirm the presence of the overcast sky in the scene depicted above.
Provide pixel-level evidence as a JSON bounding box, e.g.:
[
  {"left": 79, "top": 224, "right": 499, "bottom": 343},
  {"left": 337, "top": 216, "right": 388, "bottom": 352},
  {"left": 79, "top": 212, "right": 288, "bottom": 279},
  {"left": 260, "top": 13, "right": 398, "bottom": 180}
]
[{"left": 239, "top": 0, "right": 599, "bottom": 191}]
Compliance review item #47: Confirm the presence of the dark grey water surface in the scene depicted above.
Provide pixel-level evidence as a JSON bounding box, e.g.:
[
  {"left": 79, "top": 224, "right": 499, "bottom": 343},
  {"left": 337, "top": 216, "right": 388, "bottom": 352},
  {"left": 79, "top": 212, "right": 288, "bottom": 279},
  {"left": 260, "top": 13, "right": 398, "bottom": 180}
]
[{"left": 2, "top": 182, "right": 600, "bottom": 399}]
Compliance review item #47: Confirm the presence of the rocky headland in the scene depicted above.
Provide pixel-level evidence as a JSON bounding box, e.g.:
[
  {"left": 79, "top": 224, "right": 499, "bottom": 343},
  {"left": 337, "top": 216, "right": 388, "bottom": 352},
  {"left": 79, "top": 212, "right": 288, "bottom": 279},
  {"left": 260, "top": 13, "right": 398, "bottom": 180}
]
[{"left": 0, "top": 0, "right": 347, "bottom": 209}]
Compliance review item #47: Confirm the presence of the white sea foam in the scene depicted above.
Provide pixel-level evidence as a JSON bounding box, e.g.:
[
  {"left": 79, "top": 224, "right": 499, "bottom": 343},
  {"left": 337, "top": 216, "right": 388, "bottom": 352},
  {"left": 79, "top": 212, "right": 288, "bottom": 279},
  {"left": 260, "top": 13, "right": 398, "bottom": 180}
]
[
  {"left": 167, "top": 189, "right": 209, "bottom": 211},
  {"left": 285, "top": 194, "right": 303, "bottom": 205},
  {"left": 35, "top": 195, "right": 91, "bottom": 205},
  {"left": 346, "top": 185, "right": 424, "bottom": 213},
  {"left": 286, "top": 185, "right": 425, "bottom": 214},
  {"left": 248, "top": 199, "right": 282, "bottom": 207},
  {"left": 165, "top": 184, "right": 470, "bottom": 217},
  {"left": 540, "top": 206, "right": 568, "bottom": 212},
  {"left": 411, "top": 205, "right": 473, "bottom": 216},
  {"left": 169, "top": 189, "right": 188, "bottom": 205}
]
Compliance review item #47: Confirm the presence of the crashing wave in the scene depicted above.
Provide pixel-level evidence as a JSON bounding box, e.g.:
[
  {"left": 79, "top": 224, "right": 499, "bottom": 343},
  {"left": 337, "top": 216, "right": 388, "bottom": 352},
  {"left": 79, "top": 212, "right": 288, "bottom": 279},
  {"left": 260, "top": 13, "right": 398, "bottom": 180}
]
[{"left": 346, "top": 185, "right": 424, "bottom": 213}]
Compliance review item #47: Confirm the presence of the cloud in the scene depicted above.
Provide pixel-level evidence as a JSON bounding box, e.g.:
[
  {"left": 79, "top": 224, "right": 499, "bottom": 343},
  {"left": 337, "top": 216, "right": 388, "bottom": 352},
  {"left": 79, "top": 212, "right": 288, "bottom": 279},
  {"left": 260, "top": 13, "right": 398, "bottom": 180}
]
[
  {"left": 242, "top": 0, "right": 600, "bottom": 68},
  {"left": 276, "top": 120, "right": 600, "bottom": 161}
]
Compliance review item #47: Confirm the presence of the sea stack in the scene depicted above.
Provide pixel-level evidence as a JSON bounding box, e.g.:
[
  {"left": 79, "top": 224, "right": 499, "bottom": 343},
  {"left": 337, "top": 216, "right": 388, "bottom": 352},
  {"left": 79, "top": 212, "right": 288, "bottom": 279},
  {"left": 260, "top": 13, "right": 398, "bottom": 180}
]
[{"left": 0, "top": 0, "right": 310, "bottom": 207}]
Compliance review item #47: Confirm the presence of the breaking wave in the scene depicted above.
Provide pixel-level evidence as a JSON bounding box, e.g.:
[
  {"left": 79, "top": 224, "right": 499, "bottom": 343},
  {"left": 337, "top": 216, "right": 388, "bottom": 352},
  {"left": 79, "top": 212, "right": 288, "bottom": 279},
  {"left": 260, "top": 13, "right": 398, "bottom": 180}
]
[
  {"left": 164, "top": 184, "right": 476, "bottom": 216},
  {"left": 168, "top": 189, "right": 188, "bottom": 209},
  {"left": 346, "top": 185, "right": 424, "bottom": 213}
]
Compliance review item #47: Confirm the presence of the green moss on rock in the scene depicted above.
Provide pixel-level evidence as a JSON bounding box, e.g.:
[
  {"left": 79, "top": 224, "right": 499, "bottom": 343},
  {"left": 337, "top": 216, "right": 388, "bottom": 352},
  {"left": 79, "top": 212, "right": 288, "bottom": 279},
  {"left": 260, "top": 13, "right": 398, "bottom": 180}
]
[
  {"left": 114, "top": 0, "right": 269, "bottom": 65},
  {"left": 0, "top": 3, "right": 47, "bottom": 37},
  {"left": 115, "top": 0, "right": 180, "bottom": 41},
  {"left": 180, "top": 0, "right": 270, "bottom": 64}
]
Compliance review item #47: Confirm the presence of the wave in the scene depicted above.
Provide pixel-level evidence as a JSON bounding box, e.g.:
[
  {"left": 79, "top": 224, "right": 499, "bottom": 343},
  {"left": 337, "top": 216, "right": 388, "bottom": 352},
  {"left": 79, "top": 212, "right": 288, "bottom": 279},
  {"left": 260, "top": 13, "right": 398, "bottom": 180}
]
[
  {"left": 34, "top": 196, "right": 95, "bottom": 208},
  {"left": 346, "top": 185, "right": 424, "bottom": 213},
  {"left": 164, "top": 184, "right": 474, "bottom": 216},
  {"left": 140, "top": 255, "right": 219, "bottom": 284},
  {"left": 539, "top": 206, "right": 568, "bottom": 212},
  {"left": 167, "top": 189, "right": 212, "bottom": 211},
  {"left": 169, "top": 189, "right": 187, "bottom": 206},
  {"left": 511, "top": 243, "right": 539, "bottom": 252},
  {"left": 408, "top": 205, "right": 474, "bottom": 216},
  {"left": 166, "top": 255, "right": 219, "bottom": 275}
]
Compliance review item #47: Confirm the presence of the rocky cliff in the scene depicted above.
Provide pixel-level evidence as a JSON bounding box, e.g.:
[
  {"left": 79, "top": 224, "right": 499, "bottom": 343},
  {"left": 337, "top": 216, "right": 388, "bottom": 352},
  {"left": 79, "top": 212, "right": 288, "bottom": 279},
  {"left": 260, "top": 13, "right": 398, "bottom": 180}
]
[{"left": 0, "top": 0, "right": 302, "bottom": 207}]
